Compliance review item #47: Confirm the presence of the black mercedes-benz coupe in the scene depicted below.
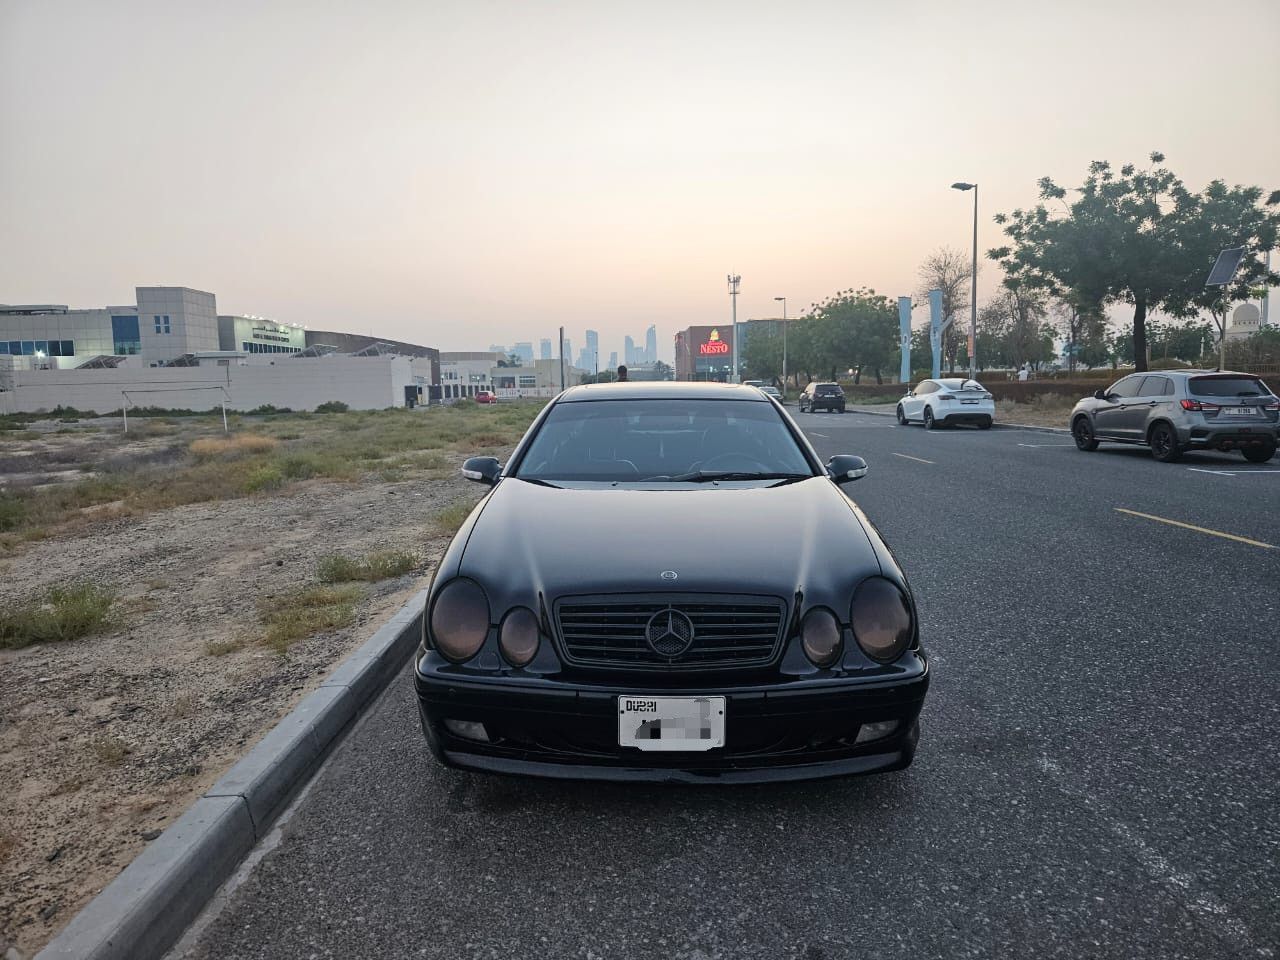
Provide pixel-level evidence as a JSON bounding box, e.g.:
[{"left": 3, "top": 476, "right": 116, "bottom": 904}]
[{"left": 414, "top": 382, "right": 929, "bottom": 783}]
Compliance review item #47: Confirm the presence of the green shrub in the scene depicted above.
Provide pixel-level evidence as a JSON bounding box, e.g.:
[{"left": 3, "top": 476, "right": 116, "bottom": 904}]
[
  {"left": 317, "top": 550, "right": 418, "bottom": 583},
  {"left": 0, "top": 495, "right": 26, "bottom": 532},
  {"left": 248, "top": 404, "right": 294, "bottom": 416},
  {"left": 0, "top": 584, "right": 116, "bottom": 649},
  {"left": 259, "top": 584, "right": 362, "bottom": 653},
  {"left": 243, "top": 465, "right": 285, "bottom": 493},
  {"left": 315, "top": 400, "right": 350, "bottom": 413}
]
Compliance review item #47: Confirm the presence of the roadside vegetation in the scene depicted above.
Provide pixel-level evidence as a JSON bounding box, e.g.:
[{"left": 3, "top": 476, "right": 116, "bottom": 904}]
[
  {"left": 0, "top": 401, "right": 541, "bottom": 553},
  {"left": 317, "top": 549, "right": 419, "bottom": 584},
  {"left": 0, "top": 584, "right": 116, "bottom": 650}
]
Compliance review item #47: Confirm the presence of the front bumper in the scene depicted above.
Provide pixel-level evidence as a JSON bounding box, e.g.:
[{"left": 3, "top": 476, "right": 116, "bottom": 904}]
[{"left": 414, "top": 655, "right": 929, "bottom": 784}]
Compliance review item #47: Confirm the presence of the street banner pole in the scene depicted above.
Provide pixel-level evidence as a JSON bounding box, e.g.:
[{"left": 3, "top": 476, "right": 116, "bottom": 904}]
[
  {"left": 928, "top": 289, "right": 948, "bottom": 380},
  {"left": 898, "top": 297, "right": 912, "bottom": 385}
]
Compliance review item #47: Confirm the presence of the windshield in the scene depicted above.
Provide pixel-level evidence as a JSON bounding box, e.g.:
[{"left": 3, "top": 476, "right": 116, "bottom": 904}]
[
  {"left": 1189, "top": 376, "right": 1271, "bottom": 398},
  {"left": 514, "top": 399, "right": 814, "bottom": 482}
]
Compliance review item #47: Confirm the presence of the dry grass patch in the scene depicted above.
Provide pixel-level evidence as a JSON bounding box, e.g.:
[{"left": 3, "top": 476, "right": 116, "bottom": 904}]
[
  {"left": 433, "top": 501, "right": 476, "bottom": 536},
  {"left": 190, "top": 434, "right": 279, "bottom": 459},
  {"left": 258, "top": 584, "right": 362, "bottom": 654},
  {"left": 91, "top": 735, "right": 130, "bottom": 766},
  {"left": 0, "top": 584, "right": 116, "bottom": 650},
  {"left": 996, "top": 394, "right": 1077, "bottom": 428},
  {"left": 316, "top": 550, "right": 418, "bottom": 583},
  {"left": 205, "top": 637, "right": 246, "bottom": 657}
]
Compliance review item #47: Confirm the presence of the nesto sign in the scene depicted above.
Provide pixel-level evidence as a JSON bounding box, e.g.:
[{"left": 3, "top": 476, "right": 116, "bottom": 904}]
[{"left": 699, "top": 328, "right": 730, "bottom": 356}]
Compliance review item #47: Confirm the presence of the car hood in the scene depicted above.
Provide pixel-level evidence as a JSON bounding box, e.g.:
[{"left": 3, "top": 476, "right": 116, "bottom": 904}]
[{"left": 458, "top": 477, "right": 881, "bottom": 607}]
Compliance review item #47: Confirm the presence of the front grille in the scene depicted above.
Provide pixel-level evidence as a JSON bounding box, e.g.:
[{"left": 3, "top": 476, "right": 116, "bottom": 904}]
[{"left": 556, "top": 594, "right": 787, "bottom": 670}]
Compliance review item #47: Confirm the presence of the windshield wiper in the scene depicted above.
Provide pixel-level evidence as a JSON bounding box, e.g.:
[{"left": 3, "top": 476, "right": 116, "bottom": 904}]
[
  {"left": 516, "top": 477, "right": 562, "bottom": 489},
  {"left": 666, "top": 471, "right": 812, "bottom": 483}
]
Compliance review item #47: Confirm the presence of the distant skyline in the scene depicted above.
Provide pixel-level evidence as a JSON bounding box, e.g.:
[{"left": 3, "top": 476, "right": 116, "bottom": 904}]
[{"left": 2, "top": 0, "right": 1277, "bottom": 355}]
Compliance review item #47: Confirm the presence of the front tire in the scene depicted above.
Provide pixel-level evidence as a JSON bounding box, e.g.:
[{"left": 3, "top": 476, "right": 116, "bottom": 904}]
[
  {"left": 1149, "top": 422, "right": 1182, "bottom": 462},
  {"left": 1072, "top": 416, "right": 1099, "bottom": 451},
  {"left": 923, "top": 407, "right": 937, "bottom": 430},
  {"left": 1243, "top": 442, "right": 1277, "bottom": 464},
  {"left": 896, "top": 405, "right": 908, "bottom": 425}
]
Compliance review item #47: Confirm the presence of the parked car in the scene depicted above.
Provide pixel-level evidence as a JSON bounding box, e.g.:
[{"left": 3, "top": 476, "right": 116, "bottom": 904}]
[
  {"left": 416, "top": 381, "right": 929, "bottom": 783},
  {"left": 799, "top": 381, "right": 846, "bottom": 413},
  {"left": 474, "top": 390, "right": 496, "bottom": 404},
  {"left": 759, "top": 385, "right": 783, "bottom": 402},
  {"left": 897, "top": 378, "right": 994, "bottom": 429},
  {"left": 1070, "top": 370, "right": 1279, "bottom": 463}
]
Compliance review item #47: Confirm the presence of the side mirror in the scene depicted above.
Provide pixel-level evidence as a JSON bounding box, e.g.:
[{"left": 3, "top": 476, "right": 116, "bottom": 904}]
[
  {"left": 461, "top": 456, "right": 502, "bottom": 486},
  {"left": 827, "top": 454, "right": 868, "bottom": 484},
  {"left": 906, "top": 390, "right": 915, "bottom": 398},
  {"left": 1093, "top": 389, "right": 1108, "bottom": 401}
]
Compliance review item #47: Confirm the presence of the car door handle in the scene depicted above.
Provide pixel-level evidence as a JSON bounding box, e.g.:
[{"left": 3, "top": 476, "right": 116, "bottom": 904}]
[{"left": 1147, "top": 401, "right": 1158, "bottom": 406}]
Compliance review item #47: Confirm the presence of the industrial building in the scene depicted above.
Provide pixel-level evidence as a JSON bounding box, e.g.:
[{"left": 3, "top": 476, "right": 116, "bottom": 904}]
[{"left": 0, "top": 286, "right": 441, "bottom": 414}]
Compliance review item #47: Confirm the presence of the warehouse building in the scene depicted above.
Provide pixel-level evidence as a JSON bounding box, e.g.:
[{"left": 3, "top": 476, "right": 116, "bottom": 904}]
[{"left": 0, "top": 286, "right": 441, "bottom": 413}]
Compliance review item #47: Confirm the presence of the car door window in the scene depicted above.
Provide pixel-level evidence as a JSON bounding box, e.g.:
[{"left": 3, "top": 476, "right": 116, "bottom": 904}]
[
  {"left": 1137, "top": 376, "right": 1172, "bottom": 397},
  {"left": 1107, "top": 376, "right": 1141, "bottom": 399},
  {"left": 916, "top": 381, "right": 937, "bottom": 395}
]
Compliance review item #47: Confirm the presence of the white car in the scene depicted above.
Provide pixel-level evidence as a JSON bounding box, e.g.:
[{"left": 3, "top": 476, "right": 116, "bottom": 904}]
[
  {"left": 759, "top": 385, "right": 783, "bottom": 401},
  {"left": 897, "top": 378, "right": 995, "bottom": 429}
]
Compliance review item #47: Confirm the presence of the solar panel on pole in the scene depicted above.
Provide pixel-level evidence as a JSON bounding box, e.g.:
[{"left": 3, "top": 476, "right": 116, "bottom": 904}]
[{"left": 1205, "top": 246, "right": 1246, "bottom": 287}]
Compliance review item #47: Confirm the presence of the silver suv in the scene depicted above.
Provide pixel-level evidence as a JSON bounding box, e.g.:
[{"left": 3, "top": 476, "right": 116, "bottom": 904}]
[{"left": 1070, "top": 370, "right": 1279, "bottom": 463}]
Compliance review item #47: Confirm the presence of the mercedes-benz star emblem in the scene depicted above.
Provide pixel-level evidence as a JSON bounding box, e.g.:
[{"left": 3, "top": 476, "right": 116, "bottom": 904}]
[{"left": 645, "top": 608, "right": 695, "bottom": 657}]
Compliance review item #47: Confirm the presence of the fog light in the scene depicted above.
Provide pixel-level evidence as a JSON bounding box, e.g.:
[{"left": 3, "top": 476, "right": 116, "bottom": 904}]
[
  {"left": 854, "top": 720, "right": 899, "bottom": 745},
  {"left": 443, "top": 719, "right": 490, "bottom": 742}
]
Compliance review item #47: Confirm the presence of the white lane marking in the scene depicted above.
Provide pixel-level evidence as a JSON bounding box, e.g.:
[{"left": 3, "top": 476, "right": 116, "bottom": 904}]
[
  {"left": 891, "top": 452, "right": 935, "bottom": 465},
  {"left": 1188, "top": 467, "right": 1280, "bottom": 477},
  {"left": 1037, "top": 756, "right": 1268, "bottom": 957},
  {"left": 809, "top": 432, "right": 829, "bottom": 438},
  {"left": 1017, "top": 442, "right": 1077, "bottom": 448}
]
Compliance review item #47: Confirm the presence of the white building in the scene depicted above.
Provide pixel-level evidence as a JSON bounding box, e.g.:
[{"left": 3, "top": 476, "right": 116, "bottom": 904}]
[
  {"left": 490, "top": 359, "right": 586, "bottom": 399},
  {"left": 0, "top": 285, "right": 444, "bottom": 412},
  {"left": 440, "top": 351, "right": 505, "bottom": 399}
]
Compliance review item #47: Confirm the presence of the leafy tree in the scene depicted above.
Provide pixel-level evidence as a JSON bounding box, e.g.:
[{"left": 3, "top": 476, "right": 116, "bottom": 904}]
[
  {"left": 652, "top": 360, "right": 674, "bottom": 381},
  {"left": 741, "top": 328, "right": 783, "bottom": 383},
  {"left": 917, "top": 247, "right": 973, "bottom": 375},
  {"left": 989, "top": 152, "right": 1280, "bottom": 372},
  {"left": 976, "top": 287, "right": 1056, "bottom": 369},
  {"left": 804, "top": 288, "right": 898, "bottom": 384}
]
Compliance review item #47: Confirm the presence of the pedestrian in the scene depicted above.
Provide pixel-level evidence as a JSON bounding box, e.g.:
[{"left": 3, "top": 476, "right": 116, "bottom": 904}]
[{"left": 617, "top": 365, "right": 629, "bottom": 382}]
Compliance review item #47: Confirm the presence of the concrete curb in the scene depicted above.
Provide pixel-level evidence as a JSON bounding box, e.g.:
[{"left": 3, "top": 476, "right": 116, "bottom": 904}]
[
  {"left": 37, "top": 587, "right": 429, "bottom": 960},
  {"left": 845, "top": 406, "right": 1071, "bottom": 437}
]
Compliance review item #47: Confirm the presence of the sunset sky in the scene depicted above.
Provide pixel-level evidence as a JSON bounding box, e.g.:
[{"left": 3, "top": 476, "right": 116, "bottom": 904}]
[{"left": 2, "top": 0, "right": 1277, "bottom": 362}]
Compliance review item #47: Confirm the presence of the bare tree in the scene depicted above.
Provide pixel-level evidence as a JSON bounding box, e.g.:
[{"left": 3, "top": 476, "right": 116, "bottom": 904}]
[{"left": 917, "top": 247, "right": 973, "bottom": 374}]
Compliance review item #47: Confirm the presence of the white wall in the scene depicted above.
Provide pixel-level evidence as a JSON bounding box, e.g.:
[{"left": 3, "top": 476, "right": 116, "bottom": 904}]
[{"left": 0, "top": 355, "right": 418, "bottom": 414}]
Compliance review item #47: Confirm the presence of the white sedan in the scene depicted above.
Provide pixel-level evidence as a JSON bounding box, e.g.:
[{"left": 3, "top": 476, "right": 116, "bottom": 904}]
[{"left": 897, "top": 378, "right": 995, "bottom": 429}]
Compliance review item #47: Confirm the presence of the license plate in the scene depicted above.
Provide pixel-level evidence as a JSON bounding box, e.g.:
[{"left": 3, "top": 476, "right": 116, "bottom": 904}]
[
  {"left": 1223, "top": 407, "right": 1257, "bottom": 416},
  {"left": 961, "top": 399, "right": 979, "bottom": 404},
  {"left": 618, "top": 696, "right": 726, "bottom": 752}
]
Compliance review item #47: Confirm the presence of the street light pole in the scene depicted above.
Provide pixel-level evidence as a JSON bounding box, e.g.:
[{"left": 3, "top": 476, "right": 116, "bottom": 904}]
[
  {"left": 728, "top": 273, "right": 741, "bottom": 383},
  {"left": 951, "top": 181, "right": 979, "bottom": 381},
  {"left": 774, "top": 296, "right": 787, "bottom": 390}
]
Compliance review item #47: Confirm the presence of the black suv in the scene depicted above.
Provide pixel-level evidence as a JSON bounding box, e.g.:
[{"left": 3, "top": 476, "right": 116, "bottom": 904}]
[{"left": 799, "top": 382, "right": 846, "bottom": 414}]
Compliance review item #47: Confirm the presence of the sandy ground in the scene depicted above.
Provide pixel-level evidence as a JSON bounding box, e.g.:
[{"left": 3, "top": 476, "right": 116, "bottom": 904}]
[{"left": 0, "top": 440, "right": 484, "bottom": 957}]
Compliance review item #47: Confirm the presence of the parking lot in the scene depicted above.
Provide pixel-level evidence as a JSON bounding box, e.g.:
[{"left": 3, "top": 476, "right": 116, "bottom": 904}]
[{"left": 171, "top": 413, "right": 1280, "bottom": 960}]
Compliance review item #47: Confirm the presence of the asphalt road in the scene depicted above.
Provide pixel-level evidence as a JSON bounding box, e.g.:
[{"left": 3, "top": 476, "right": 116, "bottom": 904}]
[{"left": 172, "top": 411, "right": 1280, "bottom": 960}]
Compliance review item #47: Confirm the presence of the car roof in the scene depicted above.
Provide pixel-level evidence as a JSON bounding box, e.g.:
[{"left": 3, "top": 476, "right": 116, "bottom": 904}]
[
  {"left": 1118, "top": 369, "right": 1257, "bottom": 379},
  {"left": 558, "top": 381, "right": 768, "bottom": 402}
]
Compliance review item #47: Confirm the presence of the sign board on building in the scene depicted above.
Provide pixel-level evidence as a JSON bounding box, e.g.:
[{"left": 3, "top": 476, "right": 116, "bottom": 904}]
[{"left": 699, "top": 329, "right": 730, "bottom": 355}]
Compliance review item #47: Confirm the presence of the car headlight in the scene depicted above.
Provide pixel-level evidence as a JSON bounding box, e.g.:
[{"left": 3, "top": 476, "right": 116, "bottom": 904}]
[
  {"left": 800, "top": 607, "right": 842, "bottom": 667},
  {"left": 499, "top": 606, "right": 540, "bottom": 667},
  {"left": 850, "top": 577, "right": 913, "bottom": 662},
  {"left": 429, "top": 578, "right": 490, "bottom": 663}
]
